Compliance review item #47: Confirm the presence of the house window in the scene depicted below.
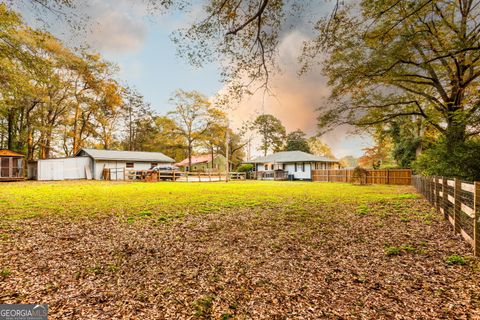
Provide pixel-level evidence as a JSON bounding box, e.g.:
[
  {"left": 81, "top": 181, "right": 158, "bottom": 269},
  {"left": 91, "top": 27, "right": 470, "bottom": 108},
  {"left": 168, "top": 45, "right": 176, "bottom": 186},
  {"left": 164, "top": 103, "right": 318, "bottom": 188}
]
[
  {"left": 126, "top": 162, "right": 134, "bottom": 168},
  {"left": 151, "top": 162, "right": 158, "bottom": 167},
  {"left": 302, "top": 162, "right": 305, "bottom": 172},
  {"left": 294, "top": 163, "right": 297, "bottom": 172},
  {"left": 264, "top": 164, "right": 268, "bottom": 170}
]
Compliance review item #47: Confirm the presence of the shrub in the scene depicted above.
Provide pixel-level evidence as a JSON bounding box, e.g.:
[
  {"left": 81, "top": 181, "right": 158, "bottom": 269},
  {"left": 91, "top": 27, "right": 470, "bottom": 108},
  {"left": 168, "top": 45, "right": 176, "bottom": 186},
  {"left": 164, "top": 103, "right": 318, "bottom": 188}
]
[
  {"left": 236, "top": 163, "right": 253, "bottom": 173},
  {"left": 413, "top": 139, "right": 480, "bottom": 181},
  {"left": 352, "top": 166, "right": 368, "bottom": 185}
]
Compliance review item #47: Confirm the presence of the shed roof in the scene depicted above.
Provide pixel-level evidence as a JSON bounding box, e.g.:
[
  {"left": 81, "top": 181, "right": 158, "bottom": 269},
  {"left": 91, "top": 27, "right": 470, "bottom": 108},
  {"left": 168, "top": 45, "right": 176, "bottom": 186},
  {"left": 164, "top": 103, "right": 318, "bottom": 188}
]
[
  {"left": 176, "top": 154, "right": 224, "bottom": 167},
  {"left": 77, "top": 148, "right": 175, "bottom": 163},
  {"left": 0, "top": 149, "right": 24, "bottom": 157},
  {"left": 247, "top": 151, "right": 338, "bottom": 163}
]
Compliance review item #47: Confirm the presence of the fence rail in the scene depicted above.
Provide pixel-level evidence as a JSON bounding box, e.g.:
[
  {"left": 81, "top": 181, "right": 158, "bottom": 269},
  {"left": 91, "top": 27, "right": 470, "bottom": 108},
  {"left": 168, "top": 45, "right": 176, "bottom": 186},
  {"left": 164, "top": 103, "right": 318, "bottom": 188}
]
[
  {"left": 311, "top": 169, "right": 412, "bottom": 185},
  {"left": 254, "top": 170, "right": 289, "bottom": 180},
  {"left": 102, "top": 168, "right": 246, "bottom": 182},
  {"left": 412, "top": 175, "right": 480, "bottom": 256}
]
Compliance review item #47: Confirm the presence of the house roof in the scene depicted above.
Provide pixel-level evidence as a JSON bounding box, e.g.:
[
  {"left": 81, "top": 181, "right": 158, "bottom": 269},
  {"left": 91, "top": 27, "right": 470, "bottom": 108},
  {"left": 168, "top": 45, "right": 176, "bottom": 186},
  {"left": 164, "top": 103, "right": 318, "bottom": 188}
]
[
  {"left": 247, "top": 151, "right": 338, "bottom": 163},
  {"left": 0, "top": 149, "right": 24, "bottom": 157},
  {"left": 176, "top": 154, "right": 216, "bottom": 167},
  {"left": 77, "top": 148, "right": 175, "bottom": 163}
]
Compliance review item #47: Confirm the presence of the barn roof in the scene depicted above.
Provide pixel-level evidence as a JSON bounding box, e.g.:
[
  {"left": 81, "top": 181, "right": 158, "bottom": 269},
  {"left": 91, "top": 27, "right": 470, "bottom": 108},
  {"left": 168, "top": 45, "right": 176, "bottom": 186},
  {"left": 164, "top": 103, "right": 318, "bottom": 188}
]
[
  {"left": 175, "top": 154, "right": 226, "bottom": 167},
  {"left": 0, "top": 149, "right": 24, "bottom": 157},
  {"left": 247, "top": 151, "right": 338, "bottom": 163},
  {"left": 77, "top": 148, "right": 175, "bottom": 163}
]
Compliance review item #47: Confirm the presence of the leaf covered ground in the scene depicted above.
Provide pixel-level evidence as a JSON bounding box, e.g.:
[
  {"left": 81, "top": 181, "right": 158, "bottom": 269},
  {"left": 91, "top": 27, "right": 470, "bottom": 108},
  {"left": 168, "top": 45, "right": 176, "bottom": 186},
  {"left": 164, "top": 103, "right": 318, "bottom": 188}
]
[{"left": 0, "top": 181, "right": 478, "bottom": 319}]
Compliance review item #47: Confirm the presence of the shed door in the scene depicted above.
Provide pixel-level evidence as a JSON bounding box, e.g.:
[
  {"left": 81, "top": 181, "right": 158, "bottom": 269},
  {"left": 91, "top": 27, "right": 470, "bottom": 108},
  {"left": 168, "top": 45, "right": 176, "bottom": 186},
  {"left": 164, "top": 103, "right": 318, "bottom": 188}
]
[{"left": 41, "top": 160, "right": 64, "bottom": 180}]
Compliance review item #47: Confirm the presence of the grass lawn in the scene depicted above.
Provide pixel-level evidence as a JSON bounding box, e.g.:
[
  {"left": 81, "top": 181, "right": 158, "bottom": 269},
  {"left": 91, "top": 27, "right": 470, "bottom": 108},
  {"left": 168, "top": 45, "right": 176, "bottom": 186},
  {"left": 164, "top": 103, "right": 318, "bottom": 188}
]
[{"left": 0, "top": 181, "right": 478, "bottom": 318}]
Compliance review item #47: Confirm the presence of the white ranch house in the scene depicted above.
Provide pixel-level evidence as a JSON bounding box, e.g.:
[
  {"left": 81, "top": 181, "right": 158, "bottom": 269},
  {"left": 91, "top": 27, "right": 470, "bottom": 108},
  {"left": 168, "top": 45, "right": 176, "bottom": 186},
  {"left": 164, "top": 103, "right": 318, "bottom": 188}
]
[
  {"left": 28, "top": 148, "right": 175, "bottom": 181},
  {"left": 248, "top": 151, "right": 340, "bottom": 180}
]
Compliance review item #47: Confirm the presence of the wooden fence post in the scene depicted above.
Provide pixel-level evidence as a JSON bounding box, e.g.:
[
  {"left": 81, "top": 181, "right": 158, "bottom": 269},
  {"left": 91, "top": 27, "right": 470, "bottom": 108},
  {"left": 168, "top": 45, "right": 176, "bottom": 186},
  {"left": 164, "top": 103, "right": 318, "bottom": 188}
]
[
  {"left": 442, "top": 177, "right": 448, "bottom": 220},
  {"left": 434, "top": 177, "right": 440, "bottom": 211},
  {"left": 327, "top": 170, "right": 329, "bottom": 182},
  {"left": 474, "top": 181, "right": 480, "bottom": 256},
  {"left": 454, "top": 178, "right": 461, "bottom": 234}
]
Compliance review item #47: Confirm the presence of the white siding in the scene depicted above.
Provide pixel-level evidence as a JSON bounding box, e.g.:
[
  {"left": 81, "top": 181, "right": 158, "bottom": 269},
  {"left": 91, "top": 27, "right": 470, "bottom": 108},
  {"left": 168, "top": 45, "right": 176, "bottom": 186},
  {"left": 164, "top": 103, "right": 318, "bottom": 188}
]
[
  {"left": 34, "top": 157, "right": 173, "bottom": 180},
  {"left": 285, "top": 162, "right": 311, "bottom": 180},
  {"left": 37, "top": 157, "right": 92, "bottom": 181},
  {"left": 254, "top": 161, "right": 342, "bottom": 180},
  {"left": 93, "top": 160, "right": 169, "bottom": 180}
]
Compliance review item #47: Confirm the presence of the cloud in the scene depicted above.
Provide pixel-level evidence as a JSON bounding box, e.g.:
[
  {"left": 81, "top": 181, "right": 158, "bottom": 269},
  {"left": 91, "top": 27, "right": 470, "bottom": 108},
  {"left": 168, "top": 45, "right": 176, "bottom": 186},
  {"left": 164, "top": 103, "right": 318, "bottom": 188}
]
[
  {"left": 87, "top": 11, "right": 146, "bottom": 53},
  {"left": 85, "top": 1, "right": 148, "bottom": 53},
  {"left": 226, "top": 30, "right": 370, "bottom": 158}
]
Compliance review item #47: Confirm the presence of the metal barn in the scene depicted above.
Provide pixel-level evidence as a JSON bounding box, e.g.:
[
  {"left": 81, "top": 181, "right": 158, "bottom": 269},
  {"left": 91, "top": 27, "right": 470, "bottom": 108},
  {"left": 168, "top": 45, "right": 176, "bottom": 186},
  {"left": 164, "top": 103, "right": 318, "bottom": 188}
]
[{"left": 29, "top": 148, "right": 175, "bottom": 181}]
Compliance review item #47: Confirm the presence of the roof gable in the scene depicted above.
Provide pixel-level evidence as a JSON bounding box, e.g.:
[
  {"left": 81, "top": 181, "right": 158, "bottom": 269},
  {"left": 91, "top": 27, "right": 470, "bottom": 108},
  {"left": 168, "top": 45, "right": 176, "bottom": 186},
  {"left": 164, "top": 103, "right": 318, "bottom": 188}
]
[
  {"left": 77, "top": 148, "right": 175, "bottom": 163},
  {"left": 176, "top": 154, "right": 226, "bottom": 167},
  {"left": 0, "top": 149, "right": 24, "bottom": 157}
]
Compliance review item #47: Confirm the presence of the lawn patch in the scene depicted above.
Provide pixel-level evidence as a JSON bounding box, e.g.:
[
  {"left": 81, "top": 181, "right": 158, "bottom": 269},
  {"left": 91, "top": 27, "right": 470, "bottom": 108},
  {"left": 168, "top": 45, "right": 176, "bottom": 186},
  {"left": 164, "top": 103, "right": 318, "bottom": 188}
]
[{"left": 445, "top": 254, "right": 467, "bottom": 265}]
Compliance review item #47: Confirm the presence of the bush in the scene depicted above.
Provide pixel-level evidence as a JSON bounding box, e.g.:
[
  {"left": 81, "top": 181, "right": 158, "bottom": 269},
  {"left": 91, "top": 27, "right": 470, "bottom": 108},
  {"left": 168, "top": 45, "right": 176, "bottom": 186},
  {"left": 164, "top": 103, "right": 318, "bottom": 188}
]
[
  {"left": 413, "top": 139, "right": 480, "bottom": 181},
  {"left": 237, "top": 163, "right": 253, "bottom": 172},
  {"left": 352, "top": 166, "right": 368, "bottom": 185}
]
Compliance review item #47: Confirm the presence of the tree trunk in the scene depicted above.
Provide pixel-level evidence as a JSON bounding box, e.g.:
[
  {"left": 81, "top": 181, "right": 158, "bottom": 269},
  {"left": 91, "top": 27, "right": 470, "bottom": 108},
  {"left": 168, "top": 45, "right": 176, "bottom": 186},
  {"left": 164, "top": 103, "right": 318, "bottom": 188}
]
[
  {"left": 445, "top": 117, "right": 467, "bottom": 152},
  {"left": 188, "top": 141, "right": 192, "bottom": 171},
  {"left": 210, "top": 146, "right": 214, "bottom": 169},
  {"left": 7, "top": 109, "right": 14, "bottom": 150},
  {"left": 72, "top": 103, "right": 80, "bottom": 154},
  {"left": 26, "top": 119, "right": 34, "bottom": 161}
]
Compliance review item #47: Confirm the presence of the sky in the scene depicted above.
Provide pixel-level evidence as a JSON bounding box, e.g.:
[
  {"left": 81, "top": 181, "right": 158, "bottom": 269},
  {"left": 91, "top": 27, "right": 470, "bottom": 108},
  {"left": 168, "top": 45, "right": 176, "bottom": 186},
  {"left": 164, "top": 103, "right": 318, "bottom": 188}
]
[{"left": 8, "top": 0, "right": 371, "bottom": 158}]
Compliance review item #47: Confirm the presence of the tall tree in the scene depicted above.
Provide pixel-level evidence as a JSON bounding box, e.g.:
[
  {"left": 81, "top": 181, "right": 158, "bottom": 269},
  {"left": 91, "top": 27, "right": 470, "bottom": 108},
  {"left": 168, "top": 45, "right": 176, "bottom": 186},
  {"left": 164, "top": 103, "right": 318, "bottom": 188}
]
[
  {"left": 251, "top": 114, "right": 286, "bottom": 156},
  {"left": 307, "top": 136, "right": 335, "bottom": 158},
  {"left": 302, "top": 0, "right": 480, "bottom": 154},
  {"left": 168, "top": 90, "right": 217, "bottom": 169},
  {"left": 121, "top": 87, "right": 151, "bottom": 152},
  {"left": 0, "top": 4, "right": 132, "bottom": 159},
  {"left": 199, "top": 108, "right": 229, "bottom": 165},
  {"left": 284, "top": 130, "right": 310, "bottom": 153},
  {"left": 358, "top": 132, "right": 394, "bottom": 169}
]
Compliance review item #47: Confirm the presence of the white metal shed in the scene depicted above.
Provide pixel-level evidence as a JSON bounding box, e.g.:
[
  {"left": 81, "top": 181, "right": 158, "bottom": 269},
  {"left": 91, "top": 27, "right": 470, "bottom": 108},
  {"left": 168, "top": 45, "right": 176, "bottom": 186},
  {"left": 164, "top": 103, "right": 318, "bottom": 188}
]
[
  {"left": 29, "top": 157, "right": 92, "bottom": 181},
  {"left": 29, "top": 149, "right": 175, "bottom": 181}
]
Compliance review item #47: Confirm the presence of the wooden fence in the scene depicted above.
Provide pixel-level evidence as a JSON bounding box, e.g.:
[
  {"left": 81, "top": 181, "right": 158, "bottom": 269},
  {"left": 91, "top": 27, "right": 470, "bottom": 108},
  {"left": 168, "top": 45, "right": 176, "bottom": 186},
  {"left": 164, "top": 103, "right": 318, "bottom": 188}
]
[
  {"left": 412, "top": 176, "right": 480, "bottom": 256},
  {"left": 103, "top": 168, "right": 246, "bottom": 182},
  {"left": 253, "top": 171, "right": 289, "bottom": 180},
  {"left": 311, "top": 169, "right": 412, "bottom": 185}
]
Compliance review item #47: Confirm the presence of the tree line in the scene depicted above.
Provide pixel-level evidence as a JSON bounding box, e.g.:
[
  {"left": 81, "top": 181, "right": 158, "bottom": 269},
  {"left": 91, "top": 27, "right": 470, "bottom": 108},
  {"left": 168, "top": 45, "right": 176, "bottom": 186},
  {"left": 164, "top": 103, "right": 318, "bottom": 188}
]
[
  {"left": 0, "top": 4, "right": 247, "bottom": 169},
  {"left": 249, "top": 114, "right": 335, "bottom": 158},
  {"left": 9, "top": 1, "right": 480, "bottom": 179}
]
